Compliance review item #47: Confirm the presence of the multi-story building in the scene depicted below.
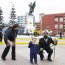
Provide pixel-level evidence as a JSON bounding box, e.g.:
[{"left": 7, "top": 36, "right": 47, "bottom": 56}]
[
  {"left": 17, "top": 16, "right": 26, "bottom": 34},
  {"left": 41, "top": 13, "right": 65, "bottom": 35},
  {"left": 17, "top": 15, "right": 35, "bottom": 27},
  {"left": 17, "top": 16, "right": 26, "bottom": 27}
]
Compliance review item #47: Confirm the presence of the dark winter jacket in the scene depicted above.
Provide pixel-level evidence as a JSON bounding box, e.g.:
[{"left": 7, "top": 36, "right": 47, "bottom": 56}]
[
  {"left": 28, "top": 41, "right": 39, "bottom": 54},
  {"left": 39, "top": 37, "right": 54, "bottom": 49},
  {"left": 4, "top": 27, "right": 18, "bottom": 41}
]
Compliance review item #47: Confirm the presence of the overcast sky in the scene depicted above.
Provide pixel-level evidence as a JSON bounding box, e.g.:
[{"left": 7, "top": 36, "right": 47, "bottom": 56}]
[{"left": 0, "top": 0, "right": 65, "bottom": 23}]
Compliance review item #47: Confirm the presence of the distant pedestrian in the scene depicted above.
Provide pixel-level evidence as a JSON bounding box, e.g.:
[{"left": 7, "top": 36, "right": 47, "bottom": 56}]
[
  {"left": 1, "top": 24, "right": 20, "bottom": 60},
  {"left": 28, "top": 36, "right": 39, "bottom": 64},
  {"left": 59, "top": 31, "right": 62, "bottom": 39}
]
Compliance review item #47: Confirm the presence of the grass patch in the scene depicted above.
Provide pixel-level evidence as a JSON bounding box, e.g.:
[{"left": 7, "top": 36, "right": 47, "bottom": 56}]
[
  {"left": 0, "top": 42, "right": 4, "bottom": 44},
  {"left": 0, "top": 42, "right": 65, "bottom": 45},
  {"left": 58, "top": 38, "right": 65, "bottom": 40},
  {"left": 0, "top": 42, "right": 28, "bottom": 44},
  {"left": 0, "top": 37, "right": 65, "bottom": 45},
  {"left": 58, "top": 42, "right": 65, "bottom": 45},
  {"left": 16, "top": 42, "right": 28, "bottom": 44}
]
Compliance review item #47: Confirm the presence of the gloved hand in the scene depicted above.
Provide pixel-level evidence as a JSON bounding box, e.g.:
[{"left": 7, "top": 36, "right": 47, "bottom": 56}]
[
  {"left": 54, "top": 39, "right": 58, "bottom": 45},
  {"left": 54, "top": 41, "right": 57, "bottom": 45}
]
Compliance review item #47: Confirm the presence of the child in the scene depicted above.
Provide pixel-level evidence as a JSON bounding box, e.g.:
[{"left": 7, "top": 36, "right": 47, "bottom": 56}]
[{"left": 28, "top": 36, "right": 39, "bottom": 65}]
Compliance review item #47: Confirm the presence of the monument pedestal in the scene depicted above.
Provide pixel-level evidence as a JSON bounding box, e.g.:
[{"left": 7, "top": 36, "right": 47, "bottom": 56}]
[{"left": 24, "top": 14, "right": 35, "bottom": 34}]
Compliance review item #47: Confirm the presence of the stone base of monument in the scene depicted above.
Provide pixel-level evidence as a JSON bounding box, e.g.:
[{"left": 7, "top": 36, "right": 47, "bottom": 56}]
[{"left": 24, "top": 14, "right": 35, "bottom": 34}]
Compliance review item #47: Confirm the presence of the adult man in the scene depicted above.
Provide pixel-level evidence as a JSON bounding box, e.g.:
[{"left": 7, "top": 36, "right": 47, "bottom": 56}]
[
  {"left": 39, "top": 30, "right": 57, "bottom": 62},
  {"left": 1, "top": 24, "right": 20, "bottom": 60}
]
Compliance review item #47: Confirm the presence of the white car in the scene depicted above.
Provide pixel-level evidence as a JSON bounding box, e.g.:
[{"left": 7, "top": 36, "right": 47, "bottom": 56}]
[{"left": 55, "top": 34, "right": 63, "bottom": 37}]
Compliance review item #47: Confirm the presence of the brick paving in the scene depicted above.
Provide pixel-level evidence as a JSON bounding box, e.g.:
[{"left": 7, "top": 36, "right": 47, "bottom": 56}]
[{"left": 0, "top": 44, "right": 65, "bottom": 65}]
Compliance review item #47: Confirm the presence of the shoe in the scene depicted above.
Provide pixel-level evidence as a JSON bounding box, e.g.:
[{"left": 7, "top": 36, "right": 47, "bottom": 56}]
[
  {"left": 47, "top": 58, "right": 52, "bottom": 62},
  {"left": 30, "top": 62, "right": 33, "bottom": 64},
  {"left": 30, "top": 61, "right": 34, "bottom": 64},
  {"left": 34, "top": 63, "right": 38, "bottom": 65},
  {"left": 12, "top": 58, "right": 16, "bottom": 60},
  {"left": 40, "top": 58, "right": 43, "bottom": 60},
  {"left": 1, "top": 57, "right": 6, "bottom": 60}
]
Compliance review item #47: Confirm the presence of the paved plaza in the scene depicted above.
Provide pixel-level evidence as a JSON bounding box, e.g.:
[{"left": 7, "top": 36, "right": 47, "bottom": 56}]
[{"left": 0, "top": 44, "right": 65, "bottom": 65}]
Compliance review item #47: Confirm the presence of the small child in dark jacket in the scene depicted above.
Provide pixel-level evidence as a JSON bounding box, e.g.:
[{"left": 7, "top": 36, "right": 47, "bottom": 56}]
[{"left": 28, "top": 36, "right": 39, "bottom": 64}]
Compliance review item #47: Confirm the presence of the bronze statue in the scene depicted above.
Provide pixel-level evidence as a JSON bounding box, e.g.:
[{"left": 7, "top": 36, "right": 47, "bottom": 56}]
[{"left": 29, "top": 1, "right": 36, "bottom": 15}]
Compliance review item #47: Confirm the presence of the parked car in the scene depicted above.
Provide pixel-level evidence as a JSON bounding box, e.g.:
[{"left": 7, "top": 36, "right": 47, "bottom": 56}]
[{"left": 55, "top": 34, "right": 63, "bottom": 37}]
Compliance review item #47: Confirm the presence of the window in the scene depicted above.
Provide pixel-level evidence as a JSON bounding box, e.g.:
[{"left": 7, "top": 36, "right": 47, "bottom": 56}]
[
  {"left": 60, "top": 17, "right": 63, "bottom": 22},
  {"left": 54, "top": 30, "right": 58, "bottom": 34},
  {"left": 55, "top": 24, "right": 58, "bottom": 29},
  {"left": 55, "top": 17, "right": 58, "bottom": 22},
  {"left": 64, "top": 20, "right": 65, "bottom": 23},
  {"left": 18, "top": 21, "right": 20, "bottom": 22},
  {"left": 63, "top": 25, "right": 65, "bottom": 29},
  {"left": 64, "top": 16, "right": 65, "bottom": 20},
  {"left": 21, "top": 22, "right": 23, "bottom": 24},
  {"left": 18, "top": 18, "right": 19, "bottom": 20},
  {"left": 18, "top": 17, "right": 19, "bottom": 19},
  {"left": 59, "top": 24, "right": 63, "bottom": 29}
]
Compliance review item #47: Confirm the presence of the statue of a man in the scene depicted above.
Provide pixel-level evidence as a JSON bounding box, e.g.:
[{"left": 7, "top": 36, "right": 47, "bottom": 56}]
[{"left": 29, "top": 1, "right": 36, "bottom": 15}]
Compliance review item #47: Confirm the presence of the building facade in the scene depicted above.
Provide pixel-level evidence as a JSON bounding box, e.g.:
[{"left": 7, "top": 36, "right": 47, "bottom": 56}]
[
  {"left": 17, "top": 15, "right": 35, "bottom": 27},
  {"left": 41, "top": 13, "right": 65, "bottom": 35},
  {"left": 17, "top": 16, "right": 26, "bottom": 27}
]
